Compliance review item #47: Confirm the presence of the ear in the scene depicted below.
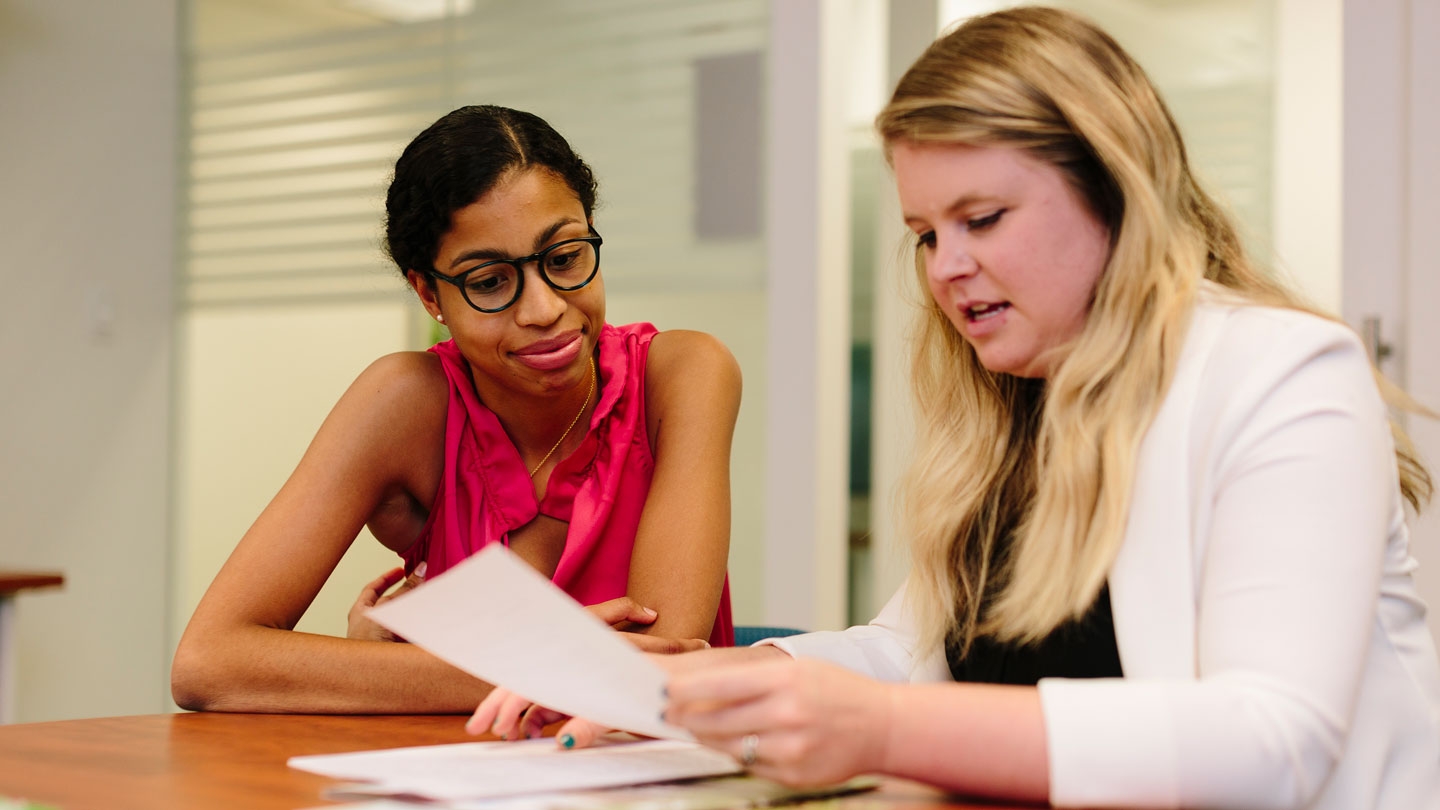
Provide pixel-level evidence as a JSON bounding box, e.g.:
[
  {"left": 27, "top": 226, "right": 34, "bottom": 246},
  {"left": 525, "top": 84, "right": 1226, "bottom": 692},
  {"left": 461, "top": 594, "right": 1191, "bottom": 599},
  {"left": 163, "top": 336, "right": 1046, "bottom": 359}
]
[{"left": 406, "top": 270, "right": 444, "bottom": 322}]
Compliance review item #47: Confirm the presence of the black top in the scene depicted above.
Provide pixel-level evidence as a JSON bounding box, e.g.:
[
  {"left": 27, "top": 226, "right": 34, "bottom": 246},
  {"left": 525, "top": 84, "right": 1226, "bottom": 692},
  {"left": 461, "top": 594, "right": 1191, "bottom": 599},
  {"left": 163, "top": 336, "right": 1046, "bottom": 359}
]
[{"left": 946, "top": 584, "right": 1124, "bottom": 685}]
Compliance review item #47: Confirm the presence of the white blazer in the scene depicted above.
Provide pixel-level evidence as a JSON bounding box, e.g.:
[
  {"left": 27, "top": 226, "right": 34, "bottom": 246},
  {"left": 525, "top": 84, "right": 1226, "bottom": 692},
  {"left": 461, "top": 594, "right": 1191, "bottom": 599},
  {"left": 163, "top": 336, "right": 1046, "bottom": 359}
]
[{"left": 775, "top": 290, "right": 1440, "bottom": 809}]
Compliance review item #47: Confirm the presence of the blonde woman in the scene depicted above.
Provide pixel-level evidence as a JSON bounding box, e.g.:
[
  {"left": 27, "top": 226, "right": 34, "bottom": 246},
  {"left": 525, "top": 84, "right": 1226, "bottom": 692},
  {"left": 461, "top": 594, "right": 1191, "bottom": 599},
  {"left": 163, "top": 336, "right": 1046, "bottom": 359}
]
[{"left": 474, "top": 7, "right": 1440, "bottom": 808}]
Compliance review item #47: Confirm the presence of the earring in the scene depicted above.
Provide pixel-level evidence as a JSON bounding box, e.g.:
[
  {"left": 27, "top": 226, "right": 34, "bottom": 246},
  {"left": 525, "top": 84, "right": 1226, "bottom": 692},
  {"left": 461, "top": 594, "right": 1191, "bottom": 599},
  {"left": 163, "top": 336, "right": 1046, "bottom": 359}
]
[{"left": 435, "top": 312, "right": 445, "bottom": 324}]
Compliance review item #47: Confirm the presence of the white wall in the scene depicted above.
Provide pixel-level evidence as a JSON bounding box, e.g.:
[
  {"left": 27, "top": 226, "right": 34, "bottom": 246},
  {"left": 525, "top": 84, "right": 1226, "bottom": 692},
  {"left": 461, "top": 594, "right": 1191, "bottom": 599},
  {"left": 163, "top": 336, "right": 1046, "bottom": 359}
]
[
  {"left": 172, "top": 304, "right": 411, "bottom": 650},
  {"left": 763, "top": 0, "right": 853, "bottom": 631},
  {"left": 1404, "top": 0, "right": 1440, "bottom": 652},
  {"left": 0, "top": 0, "right": 176, "bottom": 721},
  {"left": 1337, "top": 0, "right": 1440, "bottom": 649},
  {"left": 1273, "top": 0, "right": 1341, "bottom": 311},
  {"left": 606, "top": 291, "right": 770, "bottom": 624}
]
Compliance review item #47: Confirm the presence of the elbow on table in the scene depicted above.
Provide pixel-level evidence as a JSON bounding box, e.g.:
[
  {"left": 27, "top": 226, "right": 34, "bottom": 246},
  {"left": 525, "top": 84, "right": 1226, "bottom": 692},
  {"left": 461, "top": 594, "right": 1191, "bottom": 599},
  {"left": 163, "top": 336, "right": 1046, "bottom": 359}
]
[{"left": 170, "top": 635, "right": 235, "bottom": 712}]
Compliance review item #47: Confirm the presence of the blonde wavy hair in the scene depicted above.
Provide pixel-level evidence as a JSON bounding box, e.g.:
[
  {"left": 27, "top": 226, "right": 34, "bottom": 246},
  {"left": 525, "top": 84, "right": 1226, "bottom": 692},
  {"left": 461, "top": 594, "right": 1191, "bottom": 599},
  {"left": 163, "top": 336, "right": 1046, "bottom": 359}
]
[{"left": 880, "top": 6, "right": 1433, "bottom": 658}]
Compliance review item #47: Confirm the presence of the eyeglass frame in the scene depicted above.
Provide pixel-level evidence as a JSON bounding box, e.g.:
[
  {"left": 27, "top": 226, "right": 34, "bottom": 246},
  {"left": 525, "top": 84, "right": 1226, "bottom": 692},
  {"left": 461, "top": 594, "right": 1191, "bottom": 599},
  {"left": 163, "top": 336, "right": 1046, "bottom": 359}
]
[{"left": 424, "top": 227, "right": 604, "bottom": 314}]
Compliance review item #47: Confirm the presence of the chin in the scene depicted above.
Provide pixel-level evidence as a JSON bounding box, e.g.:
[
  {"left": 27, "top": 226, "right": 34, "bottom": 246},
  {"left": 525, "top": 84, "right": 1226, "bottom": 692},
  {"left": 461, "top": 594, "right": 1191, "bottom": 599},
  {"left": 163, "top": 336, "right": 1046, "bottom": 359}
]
[{"left": 979, "top": 356, "right": 1040, "bottom": 379}]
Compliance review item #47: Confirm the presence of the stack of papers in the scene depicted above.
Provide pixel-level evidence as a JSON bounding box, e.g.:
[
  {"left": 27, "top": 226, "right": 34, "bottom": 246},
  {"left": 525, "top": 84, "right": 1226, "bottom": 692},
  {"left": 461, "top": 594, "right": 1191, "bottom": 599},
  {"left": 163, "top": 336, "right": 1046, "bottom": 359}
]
[
  {"left": 290, "top": 546, "right": 876, "bottom": 808},
  {"left": 289, "top": 737, "right": 742, "bottom": 802},
  {"left": 364, "top": 544, "right": 685, "bottom": 740}
]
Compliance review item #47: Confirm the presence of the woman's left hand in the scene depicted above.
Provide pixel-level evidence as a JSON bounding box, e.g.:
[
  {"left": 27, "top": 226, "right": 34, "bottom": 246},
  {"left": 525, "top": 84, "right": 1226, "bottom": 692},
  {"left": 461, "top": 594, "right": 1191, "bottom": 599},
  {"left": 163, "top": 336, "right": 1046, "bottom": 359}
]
[
  {"left": 664, "top": 657, "right": 896, "bottom": 787},
  {"left": 468, "top": 600, "right": 707, "bottom": 743},
  {"left": 466, "top": 685, "right": 614, "bottom": 748}
]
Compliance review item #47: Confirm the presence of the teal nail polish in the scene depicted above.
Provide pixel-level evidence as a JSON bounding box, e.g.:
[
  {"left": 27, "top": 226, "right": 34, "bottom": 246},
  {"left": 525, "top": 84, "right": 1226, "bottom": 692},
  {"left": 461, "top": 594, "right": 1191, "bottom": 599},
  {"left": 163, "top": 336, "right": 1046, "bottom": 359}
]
[{"left": 560, "top": 733, "right": 575, "bottom": 749}]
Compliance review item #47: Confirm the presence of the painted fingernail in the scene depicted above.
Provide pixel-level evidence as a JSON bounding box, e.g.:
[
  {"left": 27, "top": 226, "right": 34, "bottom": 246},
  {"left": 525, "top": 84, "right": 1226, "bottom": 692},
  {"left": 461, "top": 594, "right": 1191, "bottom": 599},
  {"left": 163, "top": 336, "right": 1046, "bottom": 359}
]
[
  {"left": 414, "top": 561, "right": 427, "bottom": 579},
  {"left": 642, "top": 607, "right": 658, "bottom": 617},
  {"left": 560, "top": 734, "right": 575, "bottom": 749}
]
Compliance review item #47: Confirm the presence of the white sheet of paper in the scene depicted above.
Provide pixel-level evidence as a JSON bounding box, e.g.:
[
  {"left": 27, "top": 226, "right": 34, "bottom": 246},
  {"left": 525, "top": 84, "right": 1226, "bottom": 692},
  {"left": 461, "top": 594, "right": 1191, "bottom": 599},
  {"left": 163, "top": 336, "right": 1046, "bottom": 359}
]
[
  {"left": 365, "top": 544, "right": 687, "bottom": 741},
  {"left": 289, "top": 738, "right": 742, "bottom": 802}
]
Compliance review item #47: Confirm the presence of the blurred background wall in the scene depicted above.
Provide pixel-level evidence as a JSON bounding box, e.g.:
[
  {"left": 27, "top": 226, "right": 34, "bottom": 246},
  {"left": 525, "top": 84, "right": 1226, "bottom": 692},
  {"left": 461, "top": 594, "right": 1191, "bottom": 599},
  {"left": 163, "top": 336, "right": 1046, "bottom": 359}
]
[
  {"left": 0, "top": 0, "right": 176, "bottom": 721},
  {"left": 2, "top": 0, "right": 1437, "bottom": 723}
]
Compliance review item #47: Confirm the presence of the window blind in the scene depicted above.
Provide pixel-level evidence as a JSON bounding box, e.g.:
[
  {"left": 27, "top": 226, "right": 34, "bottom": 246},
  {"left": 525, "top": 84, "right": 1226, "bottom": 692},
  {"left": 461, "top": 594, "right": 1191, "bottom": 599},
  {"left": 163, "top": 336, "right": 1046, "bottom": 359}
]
[{"left": 183, "top": 0, "right": 768, "bottom": 309}]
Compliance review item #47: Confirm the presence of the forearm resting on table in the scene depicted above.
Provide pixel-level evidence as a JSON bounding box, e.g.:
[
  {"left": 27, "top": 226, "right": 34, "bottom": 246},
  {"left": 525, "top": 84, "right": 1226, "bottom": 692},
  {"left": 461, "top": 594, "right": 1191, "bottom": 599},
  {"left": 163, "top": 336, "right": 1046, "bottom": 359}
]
[
  {"left": 880, "top": 682, "right": 1049, "bottom": 803},
  {"left": 171, "top": 625, "right": 492, "bottom": 714},
  {"left": 657, "top": 643, "right": 791, "bottom": 675}
]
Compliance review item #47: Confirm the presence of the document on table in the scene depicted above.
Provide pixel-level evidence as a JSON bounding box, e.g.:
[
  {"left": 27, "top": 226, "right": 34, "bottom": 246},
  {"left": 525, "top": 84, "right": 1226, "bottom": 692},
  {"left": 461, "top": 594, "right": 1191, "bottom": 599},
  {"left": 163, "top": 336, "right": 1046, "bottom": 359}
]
[
  {"left": 304, "top": 769, "right": 879, "bottom": 810},
  {"left": 365, "top": 543, "right": 686, "bottom": 741},
  {"left": 289, "top": 737, "right": 744, "bottom": 802}
]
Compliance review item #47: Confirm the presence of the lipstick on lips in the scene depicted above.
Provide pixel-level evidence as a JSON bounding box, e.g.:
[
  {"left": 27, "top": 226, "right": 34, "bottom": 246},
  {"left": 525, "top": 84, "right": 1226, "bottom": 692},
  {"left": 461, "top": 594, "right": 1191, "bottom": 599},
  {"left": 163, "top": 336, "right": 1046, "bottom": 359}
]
[{"left": 513, "top": 331, "right": 584, "bottom": 371}]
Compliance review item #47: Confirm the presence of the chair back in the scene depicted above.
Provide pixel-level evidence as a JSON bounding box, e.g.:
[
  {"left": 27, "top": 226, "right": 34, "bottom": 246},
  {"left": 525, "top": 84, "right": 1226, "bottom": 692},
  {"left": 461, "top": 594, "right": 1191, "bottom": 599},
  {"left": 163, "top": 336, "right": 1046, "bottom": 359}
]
[{"left": 733, "top": 625, "right": 806, "bottom": 647}]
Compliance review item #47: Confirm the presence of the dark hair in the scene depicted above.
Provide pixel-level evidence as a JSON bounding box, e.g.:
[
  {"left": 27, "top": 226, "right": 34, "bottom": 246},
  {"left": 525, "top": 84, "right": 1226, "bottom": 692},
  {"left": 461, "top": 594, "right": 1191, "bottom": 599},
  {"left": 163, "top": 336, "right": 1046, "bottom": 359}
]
[{"left": 384, "top": 105, "right": 599, "bottom": 278}]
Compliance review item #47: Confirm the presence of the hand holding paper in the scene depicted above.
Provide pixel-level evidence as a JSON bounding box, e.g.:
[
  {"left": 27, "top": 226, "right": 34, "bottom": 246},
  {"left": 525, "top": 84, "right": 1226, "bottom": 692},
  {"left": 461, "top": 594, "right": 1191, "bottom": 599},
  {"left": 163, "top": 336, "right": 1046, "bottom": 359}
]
[{"left": 365, "top": 543, "right": 689, "bottom": 741}]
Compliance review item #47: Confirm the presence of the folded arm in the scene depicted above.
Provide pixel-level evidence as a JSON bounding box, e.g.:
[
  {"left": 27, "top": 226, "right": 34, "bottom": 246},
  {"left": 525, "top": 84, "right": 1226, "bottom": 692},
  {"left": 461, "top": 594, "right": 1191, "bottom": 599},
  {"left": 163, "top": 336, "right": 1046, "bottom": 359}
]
[
  {"left": 171, "top": 352, "right": 492, "bottom": 713},
  {"left": 625, "top": 329, "right": 742, "bottom": 642}
]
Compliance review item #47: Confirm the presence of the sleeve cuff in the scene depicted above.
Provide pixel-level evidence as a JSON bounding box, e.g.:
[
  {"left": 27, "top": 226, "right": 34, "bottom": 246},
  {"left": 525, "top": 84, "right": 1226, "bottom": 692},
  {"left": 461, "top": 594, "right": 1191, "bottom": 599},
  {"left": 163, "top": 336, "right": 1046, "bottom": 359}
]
[{"left": 1039, "top": 677, "right": 1180, "bottom": 808}]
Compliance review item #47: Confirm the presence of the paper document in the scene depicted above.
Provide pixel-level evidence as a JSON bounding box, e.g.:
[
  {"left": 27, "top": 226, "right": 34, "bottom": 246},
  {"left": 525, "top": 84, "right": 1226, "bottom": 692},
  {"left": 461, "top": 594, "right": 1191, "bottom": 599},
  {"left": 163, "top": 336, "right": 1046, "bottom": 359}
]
[
  {"left": 289, "top": 738, "right": 743, "bottom": 802},
  {"left": 307, "top": 772, "right": 879, "bottom": 810},
  {"left": 366, "top": 544, "right": 685, "bottom": 741}
]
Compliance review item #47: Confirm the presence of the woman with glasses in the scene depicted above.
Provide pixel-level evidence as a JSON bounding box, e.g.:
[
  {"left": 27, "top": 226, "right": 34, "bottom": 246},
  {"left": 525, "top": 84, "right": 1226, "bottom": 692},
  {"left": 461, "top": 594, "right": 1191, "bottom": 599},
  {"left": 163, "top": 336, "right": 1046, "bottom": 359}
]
[
  {"left": 478, "top": 9, "right": 1440, "bottom": 807},
  {"left": 171, "top": 105, "right": 738, "bottom": 714}
]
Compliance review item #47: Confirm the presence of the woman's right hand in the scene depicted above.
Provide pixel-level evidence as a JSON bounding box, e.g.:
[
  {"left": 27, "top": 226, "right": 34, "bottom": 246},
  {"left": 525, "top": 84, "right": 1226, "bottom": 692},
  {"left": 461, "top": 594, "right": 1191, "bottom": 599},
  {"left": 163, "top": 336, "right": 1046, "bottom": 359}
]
[
  {"left": 665, "top": 657, "right": 895, "bottom": 787},
  {"left": 467, "top": 650, "right": 695, "bottom": 746}
]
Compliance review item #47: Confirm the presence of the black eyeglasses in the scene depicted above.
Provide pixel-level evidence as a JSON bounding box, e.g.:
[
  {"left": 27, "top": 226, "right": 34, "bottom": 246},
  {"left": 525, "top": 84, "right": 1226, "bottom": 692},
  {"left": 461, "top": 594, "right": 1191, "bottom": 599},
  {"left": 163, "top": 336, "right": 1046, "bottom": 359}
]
[{"left": 427, "top": 228, "right": 603, "bottom": 313}]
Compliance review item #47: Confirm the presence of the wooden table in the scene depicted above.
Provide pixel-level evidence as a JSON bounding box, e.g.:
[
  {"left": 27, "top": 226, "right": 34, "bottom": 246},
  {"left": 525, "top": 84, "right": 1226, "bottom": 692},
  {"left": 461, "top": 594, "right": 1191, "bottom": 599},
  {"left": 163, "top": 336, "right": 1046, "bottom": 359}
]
[
  {"left": 0, "top": 713, "right": 1025, "bottom": 810},
  {"left": 0, "top": 571, "right": 64, "bottom": 724}
]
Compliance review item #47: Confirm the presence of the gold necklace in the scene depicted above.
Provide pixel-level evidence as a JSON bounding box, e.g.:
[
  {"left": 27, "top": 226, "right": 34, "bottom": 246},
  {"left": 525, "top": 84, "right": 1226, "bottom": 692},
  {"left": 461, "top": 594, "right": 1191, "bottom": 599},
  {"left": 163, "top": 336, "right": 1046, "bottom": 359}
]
[{"left": 528, "top": 357, "right": 596, "bottom": 478}]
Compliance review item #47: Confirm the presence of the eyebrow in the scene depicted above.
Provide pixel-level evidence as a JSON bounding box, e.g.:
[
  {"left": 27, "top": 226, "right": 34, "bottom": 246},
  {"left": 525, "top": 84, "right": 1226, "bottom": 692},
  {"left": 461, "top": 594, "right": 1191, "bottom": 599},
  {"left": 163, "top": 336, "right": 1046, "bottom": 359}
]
[{"left": 447, "top": 218, "right": 585, "bottom": 269}]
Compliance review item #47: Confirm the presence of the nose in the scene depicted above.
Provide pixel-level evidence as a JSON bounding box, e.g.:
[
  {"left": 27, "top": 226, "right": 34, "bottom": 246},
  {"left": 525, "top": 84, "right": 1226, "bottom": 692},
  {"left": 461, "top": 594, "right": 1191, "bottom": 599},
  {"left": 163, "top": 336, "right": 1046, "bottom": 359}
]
[
  {"left": 512, "top": 264, "right": 565, "bottom": 327},
  {"left": 926, "top": 233, "right": 979, "bottom": 285}
]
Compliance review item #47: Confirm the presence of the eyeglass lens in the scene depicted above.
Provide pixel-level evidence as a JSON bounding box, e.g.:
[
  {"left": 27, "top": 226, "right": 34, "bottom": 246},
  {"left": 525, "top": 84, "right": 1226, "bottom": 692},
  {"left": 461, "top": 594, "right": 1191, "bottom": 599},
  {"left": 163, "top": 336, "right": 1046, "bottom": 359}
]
[{"left": 461, "top": 238, "right": 598, "bottom": 311}]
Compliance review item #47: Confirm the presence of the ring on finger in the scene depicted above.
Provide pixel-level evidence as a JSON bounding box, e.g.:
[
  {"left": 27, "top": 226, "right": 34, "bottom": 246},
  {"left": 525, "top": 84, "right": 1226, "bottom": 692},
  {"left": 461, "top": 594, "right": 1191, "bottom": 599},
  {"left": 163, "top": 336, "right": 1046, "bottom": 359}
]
[{"left": 740, "top": 733, "right": 759, "bottom": 767}]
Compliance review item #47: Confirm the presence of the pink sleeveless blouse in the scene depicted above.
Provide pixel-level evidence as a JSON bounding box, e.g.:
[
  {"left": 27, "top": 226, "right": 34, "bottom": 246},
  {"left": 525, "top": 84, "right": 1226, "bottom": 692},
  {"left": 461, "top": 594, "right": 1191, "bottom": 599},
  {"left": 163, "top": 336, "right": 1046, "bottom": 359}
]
[{"left": 401, "top": 322, "right": 734, "bottom": 647}]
